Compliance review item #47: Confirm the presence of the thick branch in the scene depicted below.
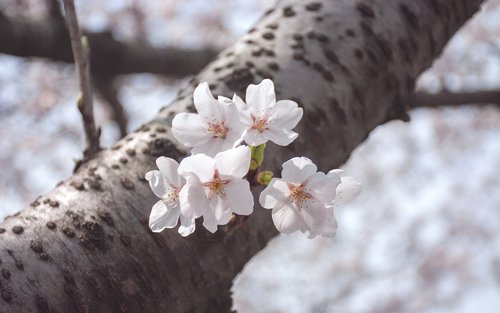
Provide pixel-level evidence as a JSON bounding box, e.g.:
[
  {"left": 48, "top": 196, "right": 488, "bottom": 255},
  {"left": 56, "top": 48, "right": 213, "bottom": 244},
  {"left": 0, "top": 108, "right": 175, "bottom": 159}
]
[
  {"left": 409, "top": 90, "right": 500, "bottom": 108},
  {"left": 62, "top": 0, "right": 100, "bottom": 157},
  {"left": 0, "top": 12, "right": 219, "bottom": 78},
  {"left": 0, "top": 0, "right": 484, "bottom": 312}
]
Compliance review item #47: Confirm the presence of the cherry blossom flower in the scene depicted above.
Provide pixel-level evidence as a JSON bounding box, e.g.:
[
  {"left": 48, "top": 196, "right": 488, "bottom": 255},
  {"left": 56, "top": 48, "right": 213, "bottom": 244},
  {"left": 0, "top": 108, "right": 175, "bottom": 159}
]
[
  {"left": 172, "top": 82, "right": 245, "bottom": 157},
  {"left": 259, "top": 157, "right": 342, "bottom": 237},
  {"left": 145, "top": 157, "right": 195, "bottom": 236},
  {"left": 178, "top": 146, "right": 254, "bottom": 233},
  {"left": 233, "top": 79, "right": 303, "bottom": 146},
  {"left": 316, "top": 170, "right": 362, "bottom": 238}
]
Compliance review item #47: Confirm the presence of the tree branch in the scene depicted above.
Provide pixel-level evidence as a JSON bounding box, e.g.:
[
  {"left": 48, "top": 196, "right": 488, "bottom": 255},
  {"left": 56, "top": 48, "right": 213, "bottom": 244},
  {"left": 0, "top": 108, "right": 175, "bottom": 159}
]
[
  {"left": 0, "top": 11, "right": 219, "bottom": 78},
  {"left": 94, "top": 76, "right": 128, "bottom": 138},
  {"left": 409, "top": 90, "right": 500, "bottom": 108},
  {"left": 62, "top": 0, "right": 100, "bottom": 157},
  {"left": 0, "top": 0, "right": 484, "bottom": 311}
]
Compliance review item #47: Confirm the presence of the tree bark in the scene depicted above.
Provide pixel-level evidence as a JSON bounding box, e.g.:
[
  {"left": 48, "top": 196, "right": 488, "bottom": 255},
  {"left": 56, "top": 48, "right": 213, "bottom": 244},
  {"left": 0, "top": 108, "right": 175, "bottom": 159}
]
[{"left": 0, "top": 0, "right": 483, "bottom": 312}]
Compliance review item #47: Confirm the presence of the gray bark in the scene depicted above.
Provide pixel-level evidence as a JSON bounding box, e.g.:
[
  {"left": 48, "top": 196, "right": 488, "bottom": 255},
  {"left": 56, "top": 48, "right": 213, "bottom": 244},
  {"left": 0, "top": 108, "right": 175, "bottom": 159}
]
[{"left": 0, "top": 0, "right": 483, "bottom": 312}]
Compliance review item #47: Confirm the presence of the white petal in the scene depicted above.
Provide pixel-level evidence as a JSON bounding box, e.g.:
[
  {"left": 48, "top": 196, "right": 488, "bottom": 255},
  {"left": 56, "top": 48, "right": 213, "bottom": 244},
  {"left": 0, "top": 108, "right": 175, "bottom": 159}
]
[
  {"left": 263, "top": 127, "right": 298, "bottom": 146},
  {"left": 210, "top": 196, "right": 231, "bottom": 222},
  {"left": 156, "top": 157, "right": 183, "bottom": 187},
  {"left": 299, "top": 198, "right": 327, "bottom": 231},
  {"left": 179, "top": 179, "right": 207, "bottom": 218},
  {"left": 270, "top": 100, "right": 303, "bottom": 129},
  {"left": 172, "top": 113, "right": 210, "bottom": 147},
  {"left": 149, "top": 200, "right": 180, "bottom": 232},
  {"left": 233, "top": 93, "right": 249, "bottom": 111},
  {"left": 191, "top": 137, "right": 227, "bottom": 157},
  {"left": 245, "top": 79, "right": 276, "bottom": 114},
  {"left": 307, "top": 172, "right": 340, "bottom": 204},
  {"left": 178, "top": 154, "right": 215, "bottom": 182},
  {"left": 335, "top": 176, "right": 362, "bottom": 206},
  {"left": 178, "top": 214, "right": 196, "bottom": 237},
  {"left": 202, "top": 208, "right": 218, "bottom": 233},
  {"left": 193, "top": 82, "right": 224, "bottom": 120},
  {"left": 281, "top": 157, "right": 317, "bottom": 184},
  {"left": 214, "top": 146, "right": 250, "bottom": 178},
  {"left": 243, "top": 128, "right": 268, "bottom": 146},
  {"left": 272, "top": 204, "right": 302, "bottom": 234},
  {"left": 145, "top": 170, "right": 168, "bottom": 198},
  {"left": 225, "top": 179, "right": 254, "bottom": 216},
  {"left": 320, "top": 207, "right": 338, "bottom": 238},
  {"left": 259, "top": 178, "right": 289, "bottom": 209}
]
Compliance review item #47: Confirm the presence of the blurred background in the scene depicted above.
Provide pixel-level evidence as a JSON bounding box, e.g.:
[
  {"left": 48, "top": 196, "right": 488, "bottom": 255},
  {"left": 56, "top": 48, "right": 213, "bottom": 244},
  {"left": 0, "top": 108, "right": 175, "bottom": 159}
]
[{"left": 0, "top": 1, "right": 499, "bottom": 312}]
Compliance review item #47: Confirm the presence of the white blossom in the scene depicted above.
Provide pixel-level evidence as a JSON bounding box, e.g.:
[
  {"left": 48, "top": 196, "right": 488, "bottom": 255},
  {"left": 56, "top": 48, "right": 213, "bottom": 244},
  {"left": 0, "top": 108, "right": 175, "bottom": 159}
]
[
  {"left": 233, "top": 79, "right": 303, "bottom": 146},
  {"left": 178, "top": 146, "right": 254, "bottom": 233},
  {"left": 259, "top": 157, "right": 342, "bottom": 238},
  {"left": 145, "top": 157, "right": 196, "bottom": 236},
  {"left": 172, "top": 82, "right": 245, "bottom": 157}
]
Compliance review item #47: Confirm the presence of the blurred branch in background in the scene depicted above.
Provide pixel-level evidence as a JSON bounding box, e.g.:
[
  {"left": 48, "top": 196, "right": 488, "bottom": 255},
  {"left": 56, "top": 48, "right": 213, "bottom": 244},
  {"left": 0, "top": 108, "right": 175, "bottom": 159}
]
[
  {"left": 61, "top": 0, "right": 100, "bottom": 159},
  {"left": 93, "top": 76, "right": 128, "bottom": 138},
  {"left": 410, "top": 90, "right": 500, "bottom": 109}
]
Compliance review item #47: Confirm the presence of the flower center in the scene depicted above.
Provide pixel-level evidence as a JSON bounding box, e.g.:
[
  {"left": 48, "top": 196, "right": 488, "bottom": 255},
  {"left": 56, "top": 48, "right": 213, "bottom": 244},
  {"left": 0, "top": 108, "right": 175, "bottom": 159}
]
[
  {"left": 207, "top": 122, "right": 228, "bottom": 139},
  {"left": 163, "top": 186, "right": 181, "bottom": 205},
  {"left": 203, "top": 171, "right": 230, "bottom": 198},
  {"left": 288, "top": 183, "right": 312, "bottom": 207},
  {"left": 251, "top": 114, "right": 269, "bottom": 133}
]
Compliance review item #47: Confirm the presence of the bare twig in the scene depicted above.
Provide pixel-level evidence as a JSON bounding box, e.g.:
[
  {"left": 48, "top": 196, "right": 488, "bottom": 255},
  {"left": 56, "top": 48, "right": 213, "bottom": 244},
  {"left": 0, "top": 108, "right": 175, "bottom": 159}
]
[
  {"left": 409, "top": 90, "right": 500, "bottom": 109},
  {"left": 61, "top": 0, "right": 100, "bottom": 158},
  {"left": 94, "top": 76, "right": 128, "bottom": 138}
]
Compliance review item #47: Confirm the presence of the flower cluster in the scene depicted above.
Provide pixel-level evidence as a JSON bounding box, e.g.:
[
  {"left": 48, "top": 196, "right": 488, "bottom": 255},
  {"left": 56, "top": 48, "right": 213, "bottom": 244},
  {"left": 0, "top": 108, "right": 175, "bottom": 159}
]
[{"left": 146, "top": 79, "right": 361, "bottom": 238}]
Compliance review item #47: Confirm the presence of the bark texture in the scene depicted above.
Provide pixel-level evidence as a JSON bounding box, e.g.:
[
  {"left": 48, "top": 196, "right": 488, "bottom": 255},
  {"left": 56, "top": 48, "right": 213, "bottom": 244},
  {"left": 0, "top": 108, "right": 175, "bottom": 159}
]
[{"left": 0, "top": 0, "right": 483, "bottom": 312}]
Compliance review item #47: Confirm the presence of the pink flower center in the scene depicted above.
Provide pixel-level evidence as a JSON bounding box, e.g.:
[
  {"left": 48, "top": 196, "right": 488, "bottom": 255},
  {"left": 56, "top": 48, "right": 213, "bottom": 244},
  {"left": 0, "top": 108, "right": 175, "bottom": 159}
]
[
  {"left": 204, "top": 171, "right": 230, "bottom": 198},
  {"left": 251, "top": 114, "right": 269, "bottom": 133},
  {"left": 207, "top": 122, "right": 228, "bottom": 139},
  {"left": 287, "top": 183, "right": 312, "bottom": 207},
  {"left": 163, "top": 186, "right": 181, "bottom": 205}
]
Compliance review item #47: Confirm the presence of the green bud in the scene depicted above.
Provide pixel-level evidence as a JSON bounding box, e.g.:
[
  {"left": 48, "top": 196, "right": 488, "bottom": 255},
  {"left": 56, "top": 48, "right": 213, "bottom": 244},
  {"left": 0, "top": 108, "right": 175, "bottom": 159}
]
[
  {"left": 250, "top": 143, "right": 266, "bottom": 170},
  {"left": 256, "top": 170, "right": 273, "bottom": 186}
]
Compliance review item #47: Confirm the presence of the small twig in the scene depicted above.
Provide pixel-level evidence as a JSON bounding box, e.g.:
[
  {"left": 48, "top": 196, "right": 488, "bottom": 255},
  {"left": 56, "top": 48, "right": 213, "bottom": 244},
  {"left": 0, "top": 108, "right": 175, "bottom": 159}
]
[
  {"left": 94, "top": 76, "right": 128, "bottom": 138},
  {"left": 61, "top": 0, "right": 100, "bottom": 159},
  {"left": 409, "top": 90, "right": 500, "bottom": 109}
]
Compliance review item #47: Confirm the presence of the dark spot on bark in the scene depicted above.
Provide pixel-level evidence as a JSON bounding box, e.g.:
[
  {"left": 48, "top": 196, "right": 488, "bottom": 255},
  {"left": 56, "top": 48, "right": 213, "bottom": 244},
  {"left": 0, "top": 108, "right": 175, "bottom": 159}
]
[
  {"left": 264, "top": 49, "right": 276, "bottom": 57},
  {"left": 80, "top": 221, "right": 106, "bottom": 251},
  {"left": 39, "top": 252, "right": 49, "bottom": 261},
  {"left": 120, "top": 235, "right": 132, "bottom": 247},
  {"left": 49, "top": 200, "right": 59, "bottom": 208},
  {"left": 1, "top": 290, "right": 12, "bottom": 303},
  {"left": 36, "top": 295, "right": 51, "bottom": 313},
  {"left": 399, "top": 4, "right": 419, "bottom": 30},
  {"left": 354, "top": 49, "right": 364, "bottom": 59},
  {"left": 251, "top": 49, "right": 263, "bottom": 57},
  {"left": 224, "top": 67, "right": 255, "bottom": 94},
  {"left": 292, "top": 52, "right": 304, "bottom": 60},
  {"left": 340, "top": 65, "right": 351, "bottom": 76},
  {"left": 111, "top": 145, "right": 122, "bottom": 150},
  {"left": 31, "top": 198, "right": 41, "bottom": 207},
  {"left": 346, "top": 29, "right": 356, "bottom": 37},
  {"left": 268, "top": 62, "right": 280, "bottom": 71},
  {"left": 2, "top": 269, "right": 10, "bottom": 280},
  {"left": 245, "top": 61, "right": 255, "bottom": 68},
  {"left": 141, "top": 148, "right": 150, "bottom": 154},
  {"left": 225, "top": 62, "right": 235, "bottom": 69},
  {"left": 62, "top": 226, "right": 76, "bottom": 238},
  {"left": 111, "top": 164, "right": 120, "bottom": 169},
  {"left": 306, "top": 31, "right": 316, "bottom": 39},
  {"left": 43, "top": 198, "right": 50, "bottom": 204},
  {"left": 0, "top": 228, "right": 5, "bottom": 234},
  {"left": 323, "top": 49, "right": 339, "bottom": 64},
  {"left": 375, "top": 37, "right": 393, "bottom": 61},
  {"left": 356, "top": 2, "right": 375, "bottom": 18},
  {"left": 266, "top": 23, "right": 278, "bottom": 30},
  {"left": 213, "top": 66, "right": 223, "bottom": 72},
  {"left": 305, "top": 2, "right": 322, "bottom": 11},
  {"left": 283, "top": 6, "right": 296, "bottom": 17},
  {"left": 120, "top": 178, "right": 135, "bottom": 190},
  {"left": 86, "top": 178, "right": 103, "bottom": 191},
  {"left": 316, "top": 16, "right": 323, "bottom": 21},
  {"left": 148, "top": 138, "right": 181, "bottom": 159},
  {"left": 30, "top": 240, "right": 44, "bottom": 254},
  {"left": 262, "top": 32, "right": 274, "bottom": 40},
  {"left": 291, "top": 42, "right": 304, "bottom": 50},
  {"left": 70, "top": 180, "right": 85, "bottom": 191},
  {"left": 15, "top": 260, "right": 23, "bottom": 270},
  {"left": 97, "top": 208, "right": 115, "bottom": 227},
  {"left": 225, "top": 51, "right": 234, "bottom": 57},
  {"left": 140, "top": 126, "right": 150, "bottom": 132},
  {"left": 12, "top": 226, "right": 23, "bottom": 234},
  {"left": 293, "top": 33, "right": 303, "bottom": 41},
  {"left": 264, "top": 8, "right": 274, "bottom": 16},
  {"left": 149, "top": 133, "right": 157, "bottom": 138},
  {"left": 248, "top": 27, "right": 257, "bottom": 33},
  {"left": 126, "top": 149, "right": 136, "bottom": 156},
  {"left": 46, "top": 221, "right": 57, "bottom": 230},
  {"left": 316, "top": 33, "right": 329, "bottom": 43},
  {"left": 255, "top": 69, "right": 273, "bottom": 80},
  {"left": 245, "top": 39, "right": 255, "bottom": 45}
]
